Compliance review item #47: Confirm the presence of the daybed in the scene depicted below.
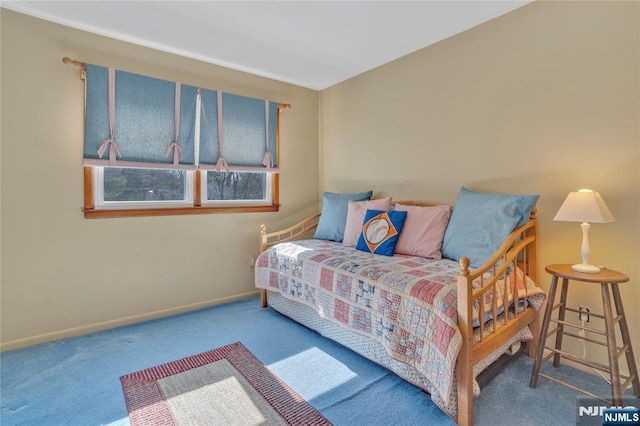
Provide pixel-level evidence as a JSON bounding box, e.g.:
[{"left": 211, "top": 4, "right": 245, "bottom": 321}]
[{"left": 255, "top": 188, "right": 547, "bottom": 425}]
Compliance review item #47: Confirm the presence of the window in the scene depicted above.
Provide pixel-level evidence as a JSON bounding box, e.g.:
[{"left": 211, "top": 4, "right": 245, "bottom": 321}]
[
  {"left": 81, "top": 64, "right": 286, "bottom": 218},
  {"left": 203, "top": 171, "right": 271, "bottom": 204},
  {"left": 96, "top": 167, "right": 192, "bottom": 208}
]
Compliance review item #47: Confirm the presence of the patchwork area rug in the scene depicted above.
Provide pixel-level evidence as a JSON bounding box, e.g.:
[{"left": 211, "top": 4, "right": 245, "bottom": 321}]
[{"left": 120, "top": 342, "right": 332, "bottom": 425}]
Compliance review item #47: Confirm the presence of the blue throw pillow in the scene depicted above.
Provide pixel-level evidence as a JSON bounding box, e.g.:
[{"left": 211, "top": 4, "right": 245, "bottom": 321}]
[
  {"left": 356, "top": 209, "right": 407, "bottom": 256},
  {"left": 313, "top": 190, "right": 373, "bottom": 242},
  {"left": 441, "top": 187, "right": 539, "bottom": 268}
]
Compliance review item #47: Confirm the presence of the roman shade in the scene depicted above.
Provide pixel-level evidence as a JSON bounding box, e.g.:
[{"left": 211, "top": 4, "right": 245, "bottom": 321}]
[
  {"left": 84, "top": 64, "right": 198, "bottom": 169},
  {"left": 199, "top": 89, "right": 279, "bottom": 172},
  {"left": 84, "top": 64, "right": 280, "bottom": 173}
]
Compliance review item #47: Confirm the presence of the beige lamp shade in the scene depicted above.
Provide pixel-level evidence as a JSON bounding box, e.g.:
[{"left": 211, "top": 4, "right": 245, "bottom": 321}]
[
  {"left": 554, "top": 189, "right": 614, "bottom": 273},
  {"left": 553, "top": 190, "right": 615, "bottom": 224}
]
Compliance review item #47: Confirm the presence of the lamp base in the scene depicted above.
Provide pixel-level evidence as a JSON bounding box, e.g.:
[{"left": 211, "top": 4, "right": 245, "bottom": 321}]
[{"left": 571, "top": 263, "right": 601, "bottom": 274}]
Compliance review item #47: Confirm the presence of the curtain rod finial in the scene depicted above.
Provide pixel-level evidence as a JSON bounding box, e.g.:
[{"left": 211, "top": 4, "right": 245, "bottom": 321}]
[
  {"left": 278, "top": 103, "right": 291, "bottom": 113},
  {"left": 62, "top": 57, "right": 86, "bottom": 80},
  {"left": 62, "top": 57, "right": 86, "bottom": 67}
]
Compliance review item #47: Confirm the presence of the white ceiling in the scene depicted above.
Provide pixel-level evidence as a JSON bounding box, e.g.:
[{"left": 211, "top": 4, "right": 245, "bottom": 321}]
[{"left": 2, "top": 1, "right": 531, "bottom": 90}]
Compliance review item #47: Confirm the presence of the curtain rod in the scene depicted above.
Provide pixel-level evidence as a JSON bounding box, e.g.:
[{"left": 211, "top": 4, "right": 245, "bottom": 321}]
[
  {"left": 63, "top": 57, "right": 86, "bottom": 80},
  {"left": 61, "top": 56, "right": 292, "bottom": 109}
]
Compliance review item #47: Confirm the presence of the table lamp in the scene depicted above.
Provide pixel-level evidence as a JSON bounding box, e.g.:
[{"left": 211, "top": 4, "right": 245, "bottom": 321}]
[{"left": 553, "top": 189, "right": 615, "bottom": 273}]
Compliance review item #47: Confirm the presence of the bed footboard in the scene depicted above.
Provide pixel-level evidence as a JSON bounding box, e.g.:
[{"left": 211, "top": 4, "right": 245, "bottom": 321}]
[
  {"left": 456, "top": 212, "right": 540, "bottom": 426},
  {"left": 259, "top": 213, "right": 321, "bottom": 307}
]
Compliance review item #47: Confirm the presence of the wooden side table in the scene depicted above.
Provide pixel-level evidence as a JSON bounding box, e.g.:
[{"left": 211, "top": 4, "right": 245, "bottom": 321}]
[{"left": 529, "top": 264, "right": 640, "bottom": 404}]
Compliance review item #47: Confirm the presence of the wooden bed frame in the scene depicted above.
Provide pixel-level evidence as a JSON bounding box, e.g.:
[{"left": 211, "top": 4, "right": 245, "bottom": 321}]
[{"left": 258, "top": 201, "right": 541, "bottom": 426}]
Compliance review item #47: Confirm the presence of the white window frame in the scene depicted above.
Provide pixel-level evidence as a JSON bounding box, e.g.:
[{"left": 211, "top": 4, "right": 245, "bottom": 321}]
[
  {"left": 93, "top": 166, "right": 194, "bottom": 210},
  {"left": 200, "top": 170, "right": 273, "bottom": 206}
]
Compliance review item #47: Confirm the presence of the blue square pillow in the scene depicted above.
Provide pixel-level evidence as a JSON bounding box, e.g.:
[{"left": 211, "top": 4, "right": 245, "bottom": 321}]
[
  {"left": 441, "top": 187, "right": 539, "bottom": 268},
  {"left": 356, "top": 209, "right": 407, "bottom": 256},
  {"left": 313, "top": 190, "right": 373, "bottom": 241}
]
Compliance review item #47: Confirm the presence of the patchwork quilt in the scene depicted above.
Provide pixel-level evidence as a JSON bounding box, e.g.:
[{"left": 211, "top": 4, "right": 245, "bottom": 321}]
[{"left": 255, "top": 239, "right": 546, "bottom": 408}]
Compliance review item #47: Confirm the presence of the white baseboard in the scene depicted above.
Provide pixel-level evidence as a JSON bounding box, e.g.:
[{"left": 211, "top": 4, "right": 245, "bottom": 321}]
[{"left": 0, "top": 290, "right": 261, "bottom": 352}]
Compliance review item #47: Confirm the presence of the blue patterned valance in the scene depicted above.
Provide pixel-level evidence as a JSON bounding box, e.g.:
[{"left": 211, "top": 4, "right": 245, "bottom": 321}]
[
  {"left": 84, "top": 64, "right": 280, "bottom": 172},
  {"left": 199, "top": 89, "right": 278, "bottom": 172}
]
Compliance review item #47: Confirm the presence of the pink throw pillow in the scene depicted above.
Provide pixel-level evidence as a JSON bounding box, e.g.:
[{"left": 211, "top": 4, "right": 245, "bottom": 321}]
[
  {"left": 394, "top": 204, "right": 451, "bottom": 259},
  {"left": 342, "top": 197, "right": 392, "bottom": 247}
]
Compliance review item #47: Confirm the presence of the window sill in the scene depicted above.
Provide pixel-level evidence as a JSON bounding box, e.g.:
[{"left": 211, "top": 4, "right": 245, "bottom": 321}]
[{"left": 83, "top": 204, "right": 280, "bottom": 219}]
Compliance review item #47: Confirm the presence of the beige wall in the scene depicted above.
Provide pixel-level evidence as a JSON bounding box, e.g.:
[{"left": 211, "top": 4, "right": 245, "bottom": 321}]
[
  {"left": 1, "top": 1, "right": 638, "bottom": 380},
  {"left": 320, "top": 1, "right": 639, "bottom": 373},
  {"left": 0, "top": 9, "right": 319, "bottom": 349}
]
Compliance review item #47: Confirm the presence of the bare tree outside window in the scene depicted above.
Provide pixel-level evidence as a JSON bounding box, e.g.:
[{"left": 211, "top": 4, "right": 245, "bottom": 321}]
[
  {"left": 206, "top": 171, "right": 266, "bottom": 201},
  {"left": 104, "top": 168, "right": 186, "bottom": 202}
]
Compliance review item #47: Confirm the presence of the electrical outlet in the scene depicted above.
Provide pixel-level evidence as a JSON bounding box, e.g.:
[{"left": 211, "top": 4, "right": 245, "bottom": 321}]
[
  {"left": 249, "top": 256, "right": 256, "bottom": 269},
  {"left": 578, "top": 305, "right": 590, "bottom": 323}
]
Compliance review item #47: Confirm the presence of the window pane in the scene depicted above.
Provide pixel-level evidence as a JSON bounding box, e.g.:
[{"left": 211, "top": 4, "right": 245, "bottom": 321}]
[
  {"left": 206, "top": 171, "right": 267, "bottom": 201},
  {"left": 104, "top": 168, "right": 187, "bottom": 202}
]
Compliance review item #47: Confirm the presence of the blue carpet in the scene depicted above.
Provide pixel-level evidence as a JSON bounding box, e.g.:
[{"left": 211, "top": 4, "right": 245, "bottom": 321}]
[{"left": 1, "top": 297, "right": 635, "bottom": 425}]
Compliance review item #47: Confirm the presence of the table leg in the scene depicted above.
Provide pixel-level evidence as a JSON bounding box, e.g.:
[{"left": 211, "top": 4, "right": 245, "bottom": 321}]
[
  {"left": 611, "top": 283, "right": 640, "bottom": 397},
  {"left": 530, "top": 274, "right": 559, "bottom": 388},
  {"left": 601, "top": 283, "right": 622, "bottom": 405},
  {"left": 553, "top": 277, "right": 569, "bottom": 368}
]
